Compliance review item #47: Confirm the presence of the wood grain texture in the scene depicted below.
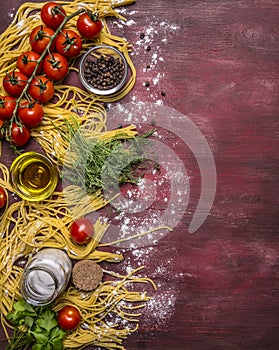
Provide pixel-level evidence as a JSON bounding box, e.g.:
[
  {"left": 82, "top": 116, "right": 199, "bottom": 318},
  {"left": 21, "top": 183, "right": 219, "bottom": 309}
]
[{"left": 1, "top": 1, "right": 279, "bottom": 349}]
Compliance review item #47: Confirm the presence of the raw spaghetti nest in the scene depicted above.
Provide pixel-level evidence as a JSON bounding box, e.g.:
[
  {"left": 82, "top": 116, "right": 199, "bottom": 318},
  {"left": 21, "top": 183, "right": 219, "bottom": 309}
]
[{"left": 0, "top": 1, "right": 157, "bottom": 349}]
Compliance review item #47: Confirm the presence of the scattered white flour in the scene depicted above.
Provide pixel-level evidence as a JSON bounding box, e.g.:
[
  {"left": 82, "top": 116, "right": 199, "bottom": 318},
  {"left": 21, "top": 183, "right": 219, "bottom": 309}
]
[
  {"left": 144, "top": 288, "right": 177, "bottom": 327},
  {"left": 109, "top": 10, "right": 180, "bottom": 104},
  {"left": 16, "top": 19, "right": 26, "bottom": 29},
  {"left": 7, "top": 8, "right": 15, "bottom": 20},
  {"left": 118, "top": 246, "right": 178, "bottom": 327},
  {"left": 125, "top": 19, "right": 136, "bottom": 26}
]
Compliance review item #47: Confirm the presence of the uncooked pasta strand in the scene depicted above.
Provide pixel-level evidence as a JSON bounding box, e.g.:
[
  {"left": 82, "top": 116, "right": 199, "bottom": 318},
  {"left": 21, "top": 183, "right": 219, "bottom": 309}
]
[{"left": 0, "top": 1, "right": 159, "bottom": 349}]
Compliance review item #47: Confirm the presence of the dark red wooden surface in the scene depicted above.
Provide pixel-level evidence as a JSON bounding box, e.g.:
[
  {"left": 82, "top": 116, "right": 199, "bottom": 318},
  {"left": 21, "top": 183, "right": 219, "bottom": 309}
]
[{"left": 1, "top": 1, "right": 279, "bottom": 350}]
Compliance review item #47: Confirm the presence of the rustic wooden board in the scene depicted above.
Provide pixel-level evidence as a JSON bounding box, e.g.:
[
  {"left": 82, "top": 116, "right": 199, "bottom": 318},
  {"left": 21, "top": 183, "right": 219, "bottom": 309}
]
[{"left": 1, "top": 1, "right": 279, "bottom": 349}]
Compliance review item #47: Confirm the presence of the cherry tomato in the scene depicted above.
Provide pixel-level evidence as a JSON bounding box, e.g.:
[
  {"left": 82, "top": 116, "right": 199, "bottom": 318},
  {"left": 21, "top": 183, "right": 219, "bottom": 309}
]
[
  {"left": 43, "top": 53, "right": 69, "bottom": 81},
  {"left": 77, "top": 12, "right": 102, "bottom": 39},
  {"left": 3, "top": 71, "right": 28, "bottom": 97},
  {"left": 57, "top": 306, "right": 81, "bottom": 331},
  {"left": 55, "top": 29, "right": 82, "bottom": 58},
  {"left": 0, "top": 96, "right": 16, "bottom": 121},
  {"left": 18, "top": 101, "right": 44, "bottom": 128},
  {"left": 0, "top": 187, "right": 7, "bottom": 209},
  {"left": 41, "top": 2, "right": 66, "bottom": 30},
  {"left": 17, "top": 51, "right": 43, "bottom": 77},
  {"left": 70, "top": 218, "right": 94, "bottom": 244},
  {"left": 30, "top": 25, "right": 55, "bottom": 54},
  {"left": 28, "top": 76, "right": 54, "bottom": 103},
  {"left": 9, "top": 123, "right": 30, "bottom": 147}
]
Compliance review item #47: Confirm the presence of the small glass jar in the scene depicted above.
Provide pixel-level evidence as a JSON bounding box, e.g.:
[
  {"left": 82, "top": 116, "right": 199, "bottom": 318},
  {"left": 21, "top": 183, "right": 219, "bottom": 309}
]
[
  {"left": 79, "top": 45, "right": 128, "bottom": 96},
  {"left": 20, "top": 248, "right": 72, "bottom": 306},
  {"left": 10, "top": 151, "right": 58, "bottom": 202}
]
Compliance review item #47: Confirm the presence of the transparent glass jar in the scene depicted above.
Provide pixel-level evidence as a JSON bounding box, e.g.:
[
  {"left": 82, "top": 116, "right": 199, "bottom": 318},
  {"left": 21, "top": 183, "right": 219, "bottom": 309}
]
[
  {"left": 10, "top": 151, "right": 58, "bottom": 202},
  {"left": 20, "top": 248, "right": 72, "bottom": 306},
  {"left": 79, "top": 45, "right": 128, "bottom": 96}
]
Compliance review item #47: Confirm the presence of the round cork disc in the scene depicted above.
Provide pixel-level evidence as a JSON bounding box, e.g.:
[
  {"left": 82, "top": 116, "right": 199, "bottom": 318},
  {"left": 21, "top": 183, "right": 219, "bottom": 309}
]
[{"left": 72, "top": 260, "right": 103, "bottom": 291}]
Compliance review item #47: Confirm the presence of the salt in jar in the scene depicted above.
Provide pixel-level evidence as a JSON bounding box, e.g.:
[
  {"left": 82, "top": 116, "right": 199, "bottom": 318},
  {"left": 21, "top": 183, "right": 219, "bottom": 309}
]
[{"left": 20, "top": 248, "right": 72, "bottom": 306}]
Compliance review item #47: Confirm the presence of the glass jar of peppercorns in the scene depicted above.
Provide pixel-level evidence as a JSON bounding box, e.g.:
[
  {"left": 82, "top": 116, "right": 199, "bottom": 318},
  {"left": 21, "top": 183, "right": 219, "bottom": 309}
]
[{"left": 79, "top": 45, "right": 128, "bottom": 96}]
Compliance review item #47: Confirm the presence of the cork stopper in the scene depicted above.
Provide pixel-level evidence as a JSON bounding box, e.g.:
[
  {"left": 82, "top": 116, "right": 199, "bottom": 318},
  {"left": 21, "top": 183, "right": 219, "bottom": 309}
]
[{"left": 72, "top": 260, "right": 103, "bottom": 291}]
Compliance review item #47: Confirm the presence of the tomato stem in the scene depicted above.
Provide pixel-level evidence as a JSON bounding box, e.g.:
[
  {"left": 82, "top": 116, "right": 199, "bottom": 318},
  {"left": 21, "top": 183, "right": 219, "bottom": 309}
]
[
  {"left": 8, "top": 8, "right": 86, "bottom": 131},
  {"left": 48, "top": 54, "right": 62, "bottom": 69},
  {"left": 88, "top": 11, "right": 99, "bottom": 22},
  {"left": 53, "top": 6, "right": 67, "bottom": 18}
]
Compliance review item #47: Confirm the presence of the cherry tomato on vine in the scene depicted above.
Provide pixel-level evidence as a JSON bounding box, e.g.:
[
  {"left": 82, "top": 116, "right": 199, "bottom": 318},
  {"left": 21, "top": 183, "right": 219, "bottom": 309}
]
[
  {"left": 43, "top": 53, "right": 69, "bottom": 81},
  {"left": 70, "top": 218, "right": 94, "bottom": 244},
  {"left": 9, "top": 123, "right": 30, "bottom": 147},
  {"left": 28, "top": 75, "right": 54, "bottom": 103},
  {"left": 57, "top": 306, "right": 81, "bottom": 331},
  {"left": 41, "top": 2, "right": 66, "bottom": 30},
  {"left": 77, "top": 12, "right": 102, "bottom": 39},
  {"left": 30, "top": 25, "right": 55, "bottom": 54},
  {"left": 17, "top": 51, "right": 43, "bottom": 77},
  {"left": 18, "top": 101, "right": 44, "bottom": 128},
  {"left": 3, "top": 71, "right": 28, "bottom": 97},
  {"left": 0, "top": 96, "right": 16, "bottom": 121},
  {"left": 0, "top": 187, "right": 7, "bottom": 209},
  {"left": 55, "top": 29, "right": 82, "bottom": 58}
]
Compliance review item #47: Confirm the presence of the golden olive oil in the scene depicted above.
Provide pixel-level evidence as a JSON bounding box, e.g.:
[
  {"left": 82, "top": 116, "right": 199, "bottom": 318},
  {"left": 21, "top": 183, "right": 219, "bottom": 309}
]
[{"left": 10, "top": 152, "right": 58, "bottom": 201}]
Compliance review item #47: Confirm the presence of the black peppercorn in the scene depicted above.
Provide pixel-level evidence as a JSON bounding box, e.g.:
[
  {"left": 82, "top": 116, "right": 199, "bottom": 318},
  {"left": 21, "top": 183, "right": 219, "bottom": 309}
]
[{"left": 83, "top": 54, "right": 125, "bottom": 91}]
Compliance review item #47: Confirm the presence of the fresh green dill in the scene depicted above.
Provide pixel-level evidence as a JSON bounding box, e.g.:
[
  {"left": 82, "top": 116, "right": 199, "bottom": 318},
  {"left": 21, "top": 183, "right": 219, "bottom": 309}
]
[{"left": 62, "top": 127, "right": 156, "bottom": 196}]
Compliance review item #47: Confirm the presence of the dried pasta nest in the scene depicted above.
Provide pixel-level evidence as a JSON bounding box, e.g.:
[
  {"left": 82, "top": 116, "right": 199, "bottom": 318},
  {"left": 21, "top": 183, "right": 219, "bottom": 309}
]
[{"left": 72, "top": 260, "right": 103, "bottom": 291}]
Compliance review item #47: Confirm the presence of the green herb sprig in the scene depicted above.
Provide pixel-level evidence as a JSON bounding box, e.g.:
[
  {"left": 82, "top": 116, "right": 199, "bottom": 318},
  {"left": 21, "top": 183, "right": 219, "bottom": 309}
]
[
  {"left": 5, "top": 299, "right": 66, "bottom": 350},
  {"left": 62, "top": 127, "right": 157, "bottom": 196}
]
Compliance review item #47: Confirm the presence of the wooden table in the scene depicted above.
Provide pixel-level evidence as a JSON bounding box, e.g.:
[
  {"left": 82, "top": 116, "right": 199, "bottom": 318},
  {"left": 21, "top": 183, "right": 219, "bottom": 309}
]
[{"left": 1, "top": 1, "right": 279, "bottom": 349}]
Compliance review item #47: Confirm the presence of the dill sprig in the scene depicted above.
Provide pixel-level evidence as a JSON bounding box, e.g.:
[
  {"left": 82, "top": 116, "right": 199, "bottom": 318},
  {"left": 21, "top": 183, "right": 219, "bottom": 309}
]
[{"left": 62, "top": 126, "right": 156, "bottom": 196}]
